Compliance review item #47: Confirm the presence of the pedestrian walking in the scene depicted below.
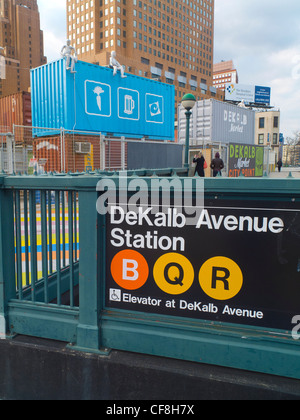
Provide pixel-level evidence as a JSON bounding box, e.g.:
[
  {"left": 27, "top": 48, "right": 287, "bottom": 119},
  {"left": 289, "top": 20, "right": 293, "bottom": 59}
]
[
  {"left": 277, "top": 158, "right": 283, "bottom": 172},
  {"left": 210, "top": 152, "right": 224, "bottom": 177},
  {"left": 193, "top": 152, "right": 206, "bottom": 177}
]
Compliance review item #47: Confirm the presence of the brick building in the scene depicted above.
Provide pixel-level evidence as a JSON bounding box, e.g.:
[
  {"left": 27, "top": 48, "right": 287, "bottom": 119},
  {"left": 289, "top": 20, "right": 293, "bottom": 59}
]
[
  {"left": 213, "top": 59, "right": 238, "bottom": 92},
  {"left": 0, "top": 0, "right": 46, "bottom": 98},
  {"left": 66, "top": 0, "right": 223, "bottom": 117}
]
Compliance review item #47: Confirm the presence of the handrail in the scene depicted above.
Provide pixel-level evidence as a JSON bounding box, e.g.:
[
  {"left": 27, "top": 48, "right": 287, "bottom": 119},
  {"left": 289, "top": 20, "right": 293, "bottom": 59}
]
[
  {"left": 1, "top": 168, "right": 188, "bottom": 190},
  {"left": 1, "top": 170, "right": 300, "bottom": 195}
]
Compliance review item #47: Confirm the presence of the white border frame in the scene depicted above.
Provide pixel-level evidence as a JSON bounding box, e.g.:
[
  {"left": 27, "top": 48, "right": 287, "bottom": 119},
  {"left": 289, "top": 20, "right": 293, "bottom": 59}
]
[
  {"left": 145, "top": 93, "right": 164, "bottom": 124},
  {"left": 85, "top": 80, "right": 112, "bottom": 118},
  {"left": 117, "top": 87, "right": 140, "bottom": 121}
]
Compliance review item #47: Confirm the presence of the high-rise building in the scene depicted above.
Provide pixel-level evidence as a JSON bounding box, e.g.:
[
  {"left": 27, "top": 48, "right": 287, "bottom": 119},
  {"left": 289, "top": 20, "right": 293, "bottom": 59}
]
[
  {"left": 0, "top": 0, "right": 46, "bottom": 98},
  {"left": 66, "top": 0, "right": 223, "bottom": 116},
  {"left": 213, "top": 60, "right": 238, "bottom": 91}
]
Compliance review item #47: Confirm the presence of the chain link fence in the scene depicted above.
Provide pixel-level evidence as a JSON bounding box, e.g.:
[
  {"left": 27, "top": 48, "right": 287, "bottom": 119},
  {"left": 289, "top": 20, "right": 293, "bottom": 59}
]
[
  {"left": 0, "top": 124, "right": 278, "bottom": 176},
  {"left": 10, "top": 125, "right": 182, "bottom": 174}
]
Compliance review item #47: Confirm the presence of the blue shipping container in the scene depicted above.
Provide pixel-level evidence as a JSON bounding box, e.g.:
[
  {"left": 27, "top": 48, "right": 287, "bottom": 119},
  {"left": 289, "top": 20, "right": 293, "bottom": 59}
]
[{"left": 30, "top": 59, "right": 175, "bottom": 140}]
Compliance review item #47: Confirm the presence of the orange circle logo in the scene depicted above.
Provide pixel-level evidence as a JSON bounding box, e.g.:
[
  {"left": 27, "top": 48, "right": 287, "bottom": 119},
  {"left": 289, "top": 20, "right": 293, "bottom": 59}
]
[{"left": 110, "top": 250, "right": 149, "bottom": 290}]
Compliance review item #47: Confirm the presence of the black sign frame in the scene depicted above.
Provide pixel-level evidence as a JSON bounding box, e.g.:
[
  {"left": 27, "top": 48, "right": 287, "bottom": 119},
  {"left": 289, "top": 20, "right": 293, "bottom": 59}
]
[{"left": 105, "top": 198, "right": 300, "bottom": 332}]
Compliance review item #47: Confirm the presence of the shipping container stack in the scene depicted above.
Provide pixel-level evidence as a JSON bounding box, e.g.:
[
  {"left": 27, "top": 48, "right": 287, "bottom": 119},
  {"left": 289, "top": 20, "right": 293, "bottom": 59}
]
[{"left": 0, "top": 92, "right": 31, "bottom": 142}]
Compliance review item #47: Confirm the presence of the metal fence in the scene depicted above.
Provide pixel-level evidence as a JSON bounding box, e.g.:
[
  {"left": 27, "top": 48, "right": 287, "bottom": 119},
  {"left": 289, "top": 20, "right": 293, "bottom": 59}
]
[
  {"left": 11, "top": 125, "right": 182, "bottom": 174},
  {"left": 0, "top": 145, "right": 32, "bottom": 174},
  {"left": 1, "top": 125, "right": 279, "bottom": 177},
  {"left": 0, "top": 167, "right": 186, "bottom": 344},
  {"left": 1, "top": 174, "right": 82, "bottom": 343}
]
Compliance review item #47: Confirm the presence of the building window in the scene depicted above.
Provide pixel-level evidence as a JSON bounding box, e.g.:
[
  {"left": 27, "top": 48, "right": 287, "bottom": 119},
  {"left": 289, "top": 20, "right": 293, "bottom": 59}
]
[
  {"left": 273, "top": 116, "right": 279, "bottom": 128},
  {"left": 259, "top": 117, "right": 265, "bottom": 129},
  {"left": 273, "top": 133, "right": 278, "bottom": 145},
  {"left": 258, "top": 134, "right": 264, "bottom": 145}
]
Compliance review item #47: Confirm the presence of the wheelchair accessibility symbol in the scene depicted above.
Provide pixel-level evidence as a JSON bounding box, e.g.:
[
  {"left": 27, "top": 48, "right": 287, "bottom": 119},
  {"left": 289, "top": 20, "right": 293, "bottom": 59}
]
[{"left": 109, "top": 289, "right": 121, "bottom": 302}]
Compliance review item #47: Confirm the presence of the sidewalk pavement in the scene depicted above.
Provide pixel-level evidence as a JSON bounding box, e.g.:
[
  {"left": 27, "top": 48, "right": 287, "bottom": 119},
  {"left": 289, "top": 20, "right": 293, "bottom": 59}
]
[{"left": 268, "top": 167, "right": 300, "bottom": 179}]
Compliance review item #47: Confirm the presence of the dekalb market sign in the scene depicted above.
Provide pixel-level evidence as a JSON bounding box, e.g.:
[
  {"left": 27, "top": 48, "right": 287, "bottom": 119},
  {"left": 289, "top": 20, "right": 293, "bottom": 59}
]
[
  {"left": 228, "top": 143, "right": 264, "bottom": 178},
  {"left": 97, "top": 177, "right": 300, "bottom": 332}
]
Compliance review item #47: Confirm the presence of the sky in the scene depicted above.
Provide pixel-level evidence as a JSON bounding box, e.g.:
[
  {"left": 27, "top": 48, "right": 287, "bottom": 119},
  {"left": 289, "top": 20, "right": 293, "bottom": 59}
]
[
  {"left": 38, "top": 0, "right": 66, "bottom": 61},
  {"left": 214, "top": 0, "right": 300, "bottom": 139},
  {"left": 37, "top": 0, "right": 300, "bottom": 139}
]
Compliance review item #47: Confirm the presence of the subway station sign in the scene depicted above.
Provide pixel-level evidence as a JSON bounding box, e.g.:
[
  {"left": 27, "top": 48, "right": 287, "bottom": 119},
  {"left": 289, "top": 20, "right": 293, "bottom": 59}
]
[{"left": 105, "top": 199, "right": 300, "bottom": 331}]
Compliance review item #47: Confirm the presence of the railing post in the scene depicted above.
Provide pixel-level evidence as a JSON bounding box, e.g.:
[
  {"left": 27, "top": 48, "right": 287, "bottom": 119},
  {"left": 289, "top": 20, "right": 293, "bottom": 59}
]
[
  {"left": 73, "top": 189, "right": 109, "bottom": 354},
  {"left": 0, "top": 177, "right": 16, "bottom": 338}
]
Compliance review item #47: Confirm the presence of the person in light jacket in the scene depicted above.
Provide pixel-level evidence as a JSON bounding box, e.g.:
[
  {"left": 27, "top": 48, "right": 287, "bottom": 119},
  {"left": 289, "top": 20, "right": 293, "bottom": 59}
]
[{"left": 193, "top": 152, "right": 206, "bottom": 177}]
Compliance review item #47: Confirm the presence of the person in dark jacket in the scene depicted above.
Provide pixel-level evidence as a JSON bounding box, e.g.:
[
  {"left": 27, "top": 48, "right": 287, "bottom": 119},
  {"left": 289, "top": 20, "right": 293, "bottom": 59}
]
[
  {"left": 193, "top": 152, "right": 206, "bottom": 177},
  {"left": 210, "top": 152, "right": 224, "bottom": 177},
  {"left": 277, "top": 158, "right": 283, "bottom": 172}
]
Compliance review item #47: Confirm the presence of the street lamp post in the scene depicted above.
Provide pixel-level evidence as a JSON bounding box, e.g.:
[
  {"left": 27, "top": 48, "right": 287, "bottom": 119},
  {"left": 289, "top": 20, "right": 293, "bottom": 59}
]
[{"left": 181, "top": 94, "right": 196, "bottom": 170}]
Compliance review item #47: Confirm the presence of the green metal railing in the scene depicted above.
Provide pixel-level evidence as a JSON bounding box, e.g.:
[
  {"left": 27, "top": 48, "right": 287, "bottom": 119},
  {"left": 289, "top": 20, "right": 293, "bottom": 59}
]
[
  {"left": 0, "top": 168, "right": 186, "bottom": 345},
  {"left": 1, "top": 169, "right": 300, "bottom": 380},
  {"left": 13, "top": 189, "right": 79, "bottom": 306},
  {"left": 0, "top": 174, "right": 83, "bottom": 343}
]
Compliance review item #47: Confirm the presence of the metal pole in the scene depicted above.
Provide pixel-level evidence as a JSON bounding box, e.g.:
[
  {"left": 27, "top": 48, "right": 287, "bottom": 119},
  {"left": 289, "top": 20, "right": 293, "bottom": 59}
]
[
  {"left": 6, "top": 133, "right": 14, "bottom": 175},
  {"left": 100, "top": 134, "right": 105, "bottom": 171},
  {"left": 266, "top": 146, "right": 270, "bottom": 176},
  {"left": 184, "top": 110, "right": 191, "bottom": 169},
  {"left": 121, "top": 136, "right": 125, "bottom": 170},
  {"left": 0, "top": 179, "right": 16, "bottom": 338}
]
